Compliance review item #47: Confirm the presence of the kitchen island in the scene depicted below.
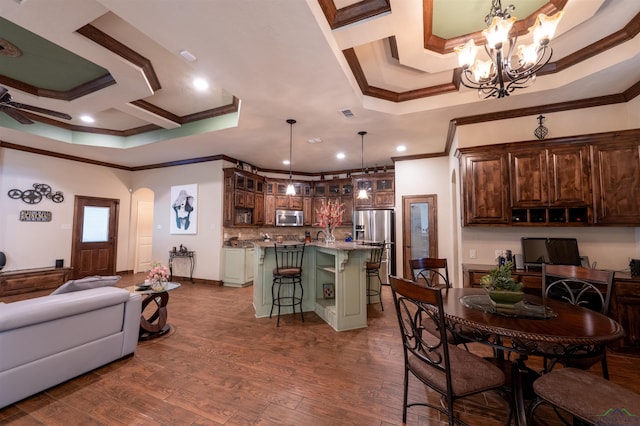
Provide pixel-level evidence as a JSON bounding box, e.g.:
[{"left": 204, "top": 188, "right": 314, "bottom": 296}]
[{"left": 253, "top": 241, "right": 378, "bottom": 331}]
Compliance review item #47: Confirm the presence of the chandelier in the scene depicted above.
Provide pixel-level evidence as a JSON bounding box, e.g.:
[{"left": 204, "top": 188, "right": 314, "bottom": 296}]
[{"left": 454, "top": 0, "right": 563, "bottom": 99}]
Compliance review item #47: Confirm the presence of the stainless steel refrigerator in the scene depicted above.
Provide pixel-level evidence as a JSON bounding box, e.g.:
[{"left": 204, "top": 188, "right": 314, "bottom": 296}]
[{"left": 354, "top": 209, "right": 396, "bottom": 283}]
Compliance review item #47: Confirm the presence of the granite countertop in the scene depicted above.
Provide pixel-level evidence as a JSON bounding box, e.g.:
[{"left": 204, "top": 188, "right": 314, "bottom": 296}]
[{"left": 252, "top": 240, "right": 378, "bottom": 250}]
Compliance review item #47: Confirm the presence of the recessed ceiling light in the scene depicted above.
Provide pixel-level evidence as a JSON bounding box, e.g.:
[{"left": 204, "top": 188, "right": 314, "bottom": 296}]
[
  {"left": 283, "top": 160, "right": 290, "bottom": 165},
  {"left": 308, "top": 138, "right": 322, "bottom": 144},
  {"left": 336, "top": 152, "right": 345, "bottom": 159},
  {"left": 193, "top": 78, "right": 209, "bottom": 91},
  {"left": 179, "top": 50, "right": 197, "bottom": 62},
  {"left": 80, "top": 115, "right": 95, "bottom": 123},
  {"left": 396, "top": 145, "right": 407, "bottom": 152}
]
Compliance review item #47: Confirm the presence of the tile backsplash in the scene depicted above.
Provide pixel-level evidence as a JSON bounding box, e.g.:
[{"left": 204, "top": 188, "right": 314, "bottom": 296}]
[{"left": 223, "top": 226, "right": 351, "bottom": 245}]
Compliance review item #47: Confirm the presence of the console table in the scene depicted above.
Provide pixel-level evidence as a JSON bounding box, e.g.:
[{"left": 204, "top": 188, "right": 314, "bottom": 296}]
[
  {"left": 168, "top": 250, "right": 194, "bottom": 282},
  {"left": 0, "top": 267, "right": 72, "bottom": 301}
]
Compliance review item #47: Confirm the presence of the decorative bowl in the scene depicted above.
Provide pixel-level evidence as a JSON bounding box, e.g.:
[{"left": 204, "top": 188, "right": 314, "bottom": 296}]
[{"left": 487, "top": 289, "right": 524, "bottom": 305}]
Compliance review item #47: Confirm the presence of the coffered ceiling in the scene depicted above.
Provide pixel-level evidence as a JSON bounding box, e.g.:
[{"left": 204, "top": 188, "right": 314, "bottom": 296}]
[{"left": 0, "top": 0, "right": 638, "bottom": 174}]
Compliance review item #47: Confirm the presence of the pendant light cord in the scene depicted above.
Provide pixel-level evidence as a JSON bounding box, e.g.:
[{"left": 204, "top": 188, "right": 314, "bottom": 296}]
[
  {"left": 359, "top": 131, "right": 367, "bottom": 174},
  {"left": 287, "top": 119, "right": 296, "bottom": 181}
]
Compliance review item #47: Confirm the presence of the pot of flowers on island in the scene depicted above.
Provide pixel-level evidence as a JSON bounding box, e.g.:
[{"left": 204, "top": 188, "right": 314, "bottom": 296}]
[{"left": 480, "top": 261, "right": 524, "bottom": 306}]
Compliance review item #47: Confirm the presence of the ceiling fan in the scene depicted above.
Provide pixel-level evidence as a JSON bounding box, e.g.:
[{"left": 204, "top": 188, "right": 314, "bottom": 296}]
[{"left": 0, "top": 86, "right": 71, "bottom": 124}]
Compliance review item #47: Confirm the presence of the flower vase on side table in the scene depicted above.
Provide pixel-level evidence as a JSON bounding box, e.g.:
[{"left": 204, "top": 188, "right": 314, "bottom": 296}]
[{"left": 151, "top": 277, "right": 168, "bottom": 292}]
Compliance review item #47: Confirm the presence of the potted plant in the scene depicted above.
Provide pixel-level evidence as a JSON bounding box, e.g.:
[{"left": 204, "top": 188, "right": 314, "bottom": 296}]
[{"left": 480, "top": 261, "right": 524, "bottom": 305}]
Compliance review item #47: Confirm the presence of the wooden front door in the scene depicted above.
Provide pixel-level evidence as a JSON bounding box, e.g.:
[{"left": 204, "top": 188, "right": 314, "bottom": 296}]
[
  {"left": 71, "top": 196, "right": 119, "bottom": 279},
  {"left": 402, "top": 195, "right": 437, "bottom": 279}
]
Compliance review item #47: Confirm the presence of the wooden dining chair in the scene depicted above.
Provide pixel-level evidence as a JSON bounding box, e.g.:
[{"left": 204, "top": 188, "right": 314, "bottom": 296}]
[
  {"left": 389, "top": 275, "right": 512, "bottom": 425},
  {"left": 541, "top": 263, "right": 615, "bottom": 378},
  {"left": 530, "top": 368, "right": 640, "bottom": 425},
  {"left": 410, "top": 257, "right": 450, "bottom": 288}
]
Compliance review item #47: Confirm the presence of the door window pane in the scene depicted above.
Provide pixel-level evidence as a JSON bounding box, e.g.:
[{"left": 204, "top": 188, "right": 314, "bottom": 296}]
[
  {"left": 82, "top": 206, "right": 110, "bottom": 242},
  {"left": 410, "top": 202, "right": 429, "bottom": 259}
]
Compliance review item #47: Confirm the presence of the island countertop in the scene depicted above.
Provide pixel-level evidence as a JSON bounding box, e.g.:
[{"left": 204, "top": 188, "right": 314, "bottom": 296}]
[{"left": 252, "top": 241, "right": 380, "bottom": 250}]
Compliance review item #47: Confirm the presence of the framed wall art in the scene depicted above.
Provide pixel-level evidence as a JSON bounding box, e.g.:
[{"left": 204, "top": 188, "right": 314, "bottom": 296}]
[
  {"left": 323, "top": 283, "right": 335, "bottom": 299},
  {"left": 170, "top": 184, "right": 197, "bottom": 234}
]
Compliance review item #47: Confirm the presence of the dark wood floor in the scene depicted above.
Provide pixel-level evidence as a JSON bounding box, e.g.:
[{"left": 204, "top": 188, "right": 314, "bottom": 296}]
[{"left": 1, "top": 273, "right": 639, "bottom": 425}]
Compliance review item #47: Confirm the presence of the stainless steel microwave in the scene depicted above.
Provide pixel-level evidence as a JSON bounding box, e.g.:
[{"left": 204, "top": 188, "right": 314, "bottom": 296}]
[{"left": 275, "top": 210, "right": 303, "bottom": 227}]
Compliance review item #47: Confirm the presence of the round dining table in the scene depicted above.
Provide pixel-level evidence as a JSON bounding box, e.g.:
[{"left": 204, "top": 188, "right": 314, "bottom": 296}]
[{"left": 439, "top": 288, "right": 625, "bottom": 426}]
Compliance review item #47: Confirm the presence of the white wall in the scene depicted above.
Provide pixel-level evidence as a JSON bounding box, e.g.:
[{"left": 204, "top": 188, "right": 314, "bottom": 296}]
[
  {"left": 0, "top": 149, "right": 226, "bottom": 281},
  {"left": 456, "top": 103, "right": 632, "bottom": 148},
  {"left": 460, "top": 227, "right": 638, "bottom": 272},
  {"left": 0, "top": 149, "right": 132, "bottom": 271},
  {"left": 394, "top": 156, "right": 456, "bottom": 282},
  {"left": 131, "top": 161, "right": 225, "bottom": 281}
]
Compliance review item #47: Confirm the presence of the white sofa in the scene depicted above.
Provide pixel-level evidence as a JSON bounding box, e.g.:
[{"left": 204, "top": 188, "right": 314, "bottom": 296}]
[{"left": 0, "top": 286, "right": 142, "bottom": 408}]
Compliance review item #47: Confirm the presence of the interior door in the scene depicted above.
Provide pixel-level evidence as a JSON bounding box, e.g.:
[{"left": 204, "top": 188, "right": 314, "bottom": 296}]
[
  {"left": 402, "top": 195, "right": 437, "bottom": 278},
  {"left": 135, "top": 200, "right": 154, "bottom": 273},
  {"left": 71, "top": 196, "right": 119, "bottom": 279}
]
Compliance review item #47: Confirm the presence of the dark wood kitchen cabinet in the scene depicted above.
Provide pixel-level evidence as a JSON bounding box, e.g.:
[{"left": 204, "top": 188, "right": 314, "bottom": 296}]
[
  {"left": 272, "top": 179, "right": 304, "bottom": 210},
  {"left": 509, "top": 148, "right": 547, "bottom": 207},
  {"left": 460, "top": 151, "right": 510, "bottom": 225},
  {"left": 265, "top": 179, "right": 312, "bottom": 225},
  {"left": 264, "top": 192, "right": 275, "bottom": 226},
  {"left": 591, "top": 138, "right": 640, "bottom": 225},
  {"left": 458, "top": 130, "right": 640, "bottom": 226},
  {"left": 223, "top": 168, "right": 265, "bottom": 227},
  {"left": 508, "top": 144, "right": 592, "bottom": 225},
  {"left": 353, "top": 172, "right": 395, "bottom": 209},
  {"left": 314, "top": 179, "right": 354, "bottom": 226}
]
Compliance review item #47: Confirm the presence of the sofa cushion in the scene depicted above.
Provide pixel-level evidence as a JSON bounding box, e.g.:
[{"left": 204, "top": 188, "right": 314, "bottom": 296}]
[
  {"left": 50, "top": 275, "right": 121, "bottom": 295},
  {"left": 0, "top": 286, "right": 131, "bottom": 332}
]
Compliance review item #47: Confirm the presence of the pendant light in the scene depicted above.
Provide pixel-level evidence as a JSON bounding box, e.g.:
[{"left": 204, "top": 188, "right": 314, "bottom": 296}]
[
  {"left": 285, "top": 119, "right": 296, "bottom": 196},
  {"left": 356, "top": 131, "right": 369, "bottom": 200}
]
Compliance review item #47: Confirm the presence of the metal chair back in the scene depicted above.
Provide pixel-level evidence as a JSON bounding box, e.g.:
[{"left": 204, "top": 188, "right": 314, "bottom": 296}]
[
  {"left": 274, "top": 243, "right": 305, "bottom": 276},
  {"left": 410, "top": 257, "right": 450, "bottom": 288},
  {"left": 389, "top": 275, "right": 507, "bottom": 425},
  {"left": 541, "top": 263, "right": 615, "bottom": 378},
  {"left": 367, "top": 241, "right": 385, "bottom": 269},
  {"left": 542, "top": 264, "right": 614, "bottom": 315},
  {"left": 389, "top": 276, "right": 452, "bottom": 394}
]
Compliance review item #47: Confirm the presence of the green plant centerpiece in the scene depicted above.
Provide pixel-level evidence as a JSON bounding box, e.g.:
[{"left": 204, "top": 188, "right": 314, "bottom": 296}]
[{"left": 480, "top": 261, "right": 524, "bottom": 306}]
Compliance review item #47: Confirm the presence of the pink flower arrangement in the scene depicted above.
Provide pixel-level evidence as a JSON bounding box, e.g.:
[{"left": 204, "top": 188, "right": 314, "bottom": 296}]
[
  {"left": 147, "top": 262, "right": 169, "bottom": 283},
  {"left": 316, "top": 199, "right": 345, "bottom": 229}
]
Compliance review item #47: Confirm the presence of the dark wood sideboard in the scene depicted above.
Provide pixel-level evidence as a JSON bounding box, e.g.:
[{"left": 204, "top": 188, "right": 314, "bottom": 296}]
[
  {"left": 0, "top": 267, "right": 72, "bottom": 302},
  {"left": 463, "top": 264, "right": 640, "bottom": 356}
]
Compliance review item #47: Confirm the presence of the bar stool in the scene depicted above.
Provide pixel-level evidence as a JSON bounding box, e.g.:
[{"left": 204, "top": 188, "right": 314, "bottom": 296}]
[
  {"left": 366, "top": 241, "right": 385, "bottom": 310},
  {"left": 270, "top": 243, "right": 305, "bottom": 326}
]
